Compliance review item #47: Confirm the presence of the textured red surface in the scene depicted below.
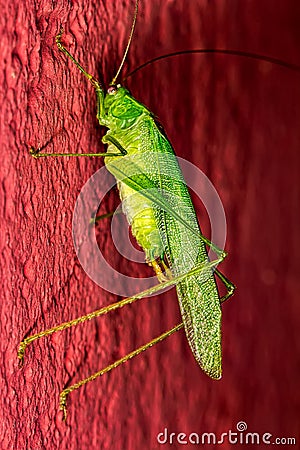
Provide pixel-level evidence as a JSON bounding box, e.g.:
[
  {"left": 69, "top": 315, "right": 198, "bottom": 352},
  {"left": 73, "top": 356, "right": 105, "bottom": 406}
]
[{"left": 1, "top": 1, "right": 300, "bottom": 449}]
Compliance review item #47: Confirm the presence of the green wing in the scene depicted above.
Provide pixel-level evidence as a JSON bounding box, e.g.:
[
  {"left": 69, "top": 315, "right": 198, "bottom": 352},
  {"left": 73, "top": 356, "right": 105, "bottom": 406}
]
[
  {"left": 149, "top": 125, "right": 222, "bottom": 379},
  {"left": 107, "top": 118, "right": 222, "bottom": 379}
]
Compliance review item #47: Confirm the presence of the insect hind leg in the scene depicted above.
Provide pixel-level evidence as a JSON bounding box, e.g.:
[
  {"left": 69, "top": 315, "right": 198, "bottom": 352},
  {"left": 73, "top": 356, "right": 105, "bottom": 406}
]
[
  {"left": 18, "top": 256, "right": 223, "bottom": 365},
  {"left": 18, "top": 255, "right": 225, "bottom": 418},
  {"left": 58, "top": 255, "right": 227, "bottom": 419},
  {"left": 85, "top": 199, "right": 233, "bottom": 299},
  {"left": 60, "top": 322, "right": 183, "bottom": 420}
]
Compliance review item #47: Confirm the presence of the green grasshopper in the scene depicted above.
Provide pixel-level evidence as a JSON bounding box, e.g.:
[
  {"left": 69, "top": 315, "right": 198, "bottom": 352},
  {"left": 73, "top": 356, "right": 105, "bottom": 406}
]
[{"left": 18, "top": 0, "right": 235, "bottom": 419}]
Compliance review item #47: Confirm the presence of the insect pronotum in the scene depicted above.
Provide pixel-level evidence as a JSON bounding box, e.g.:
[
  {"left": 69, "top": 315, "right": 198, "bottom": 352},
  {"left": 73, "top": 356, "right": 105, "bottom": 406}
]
[{"left": 19, "top": 0, "right": 236, "bottom": 419}]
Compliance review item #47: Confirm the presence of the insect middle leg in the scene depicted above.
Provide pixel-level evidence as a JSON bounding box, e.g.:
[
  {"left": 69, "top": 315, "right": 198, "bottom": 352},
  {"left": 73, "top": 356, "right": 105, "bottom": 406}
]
[
  {"left": 215, "top": 269, "right": 236, "bottom": 302},
  {"left": 59, "top": 323, "right": 184, "bottom": 420},
  {"left": 92, "top": 207, "right": 235, "bottom": 298}
]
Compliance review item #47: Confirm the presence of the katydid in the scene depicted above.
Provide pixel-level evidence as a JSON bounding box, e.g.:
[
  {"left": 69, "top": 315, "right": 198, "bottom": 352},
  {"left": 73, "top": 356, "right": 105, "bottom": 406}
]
[{"left": 19, "top": 0, "right": 235, "bottom": 419}]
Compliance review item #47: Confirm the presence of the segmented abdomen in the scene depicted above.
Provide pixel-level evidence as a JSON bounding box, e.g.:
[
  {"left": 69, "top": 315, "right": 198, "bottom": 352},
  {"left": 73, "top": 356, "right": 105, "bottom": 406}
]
[
  {"left": 105, "top": 142, "right": 164, "bottom": 262},
  {"left": 118, "top": 180, "right": 164, "bottom": 261}
]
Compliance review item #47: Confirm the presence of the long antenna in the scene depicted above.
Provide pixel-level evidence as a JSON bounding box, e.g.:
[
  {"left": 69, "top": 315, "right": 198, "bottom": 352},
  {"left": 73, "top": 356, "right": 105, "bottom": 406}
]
[
  {"left": 111, "top": 0, "right": 139, "bottom": 85},
  {"left": 123, "top": 49, "right": 300, "bottom": 81}
]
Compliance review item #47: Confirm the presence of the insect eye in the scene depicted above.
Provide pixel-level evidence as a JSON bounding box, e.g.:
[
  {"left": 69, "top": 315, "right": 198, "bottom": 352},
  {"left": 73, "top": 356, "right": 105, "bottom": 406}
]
[{"left": 107, "top": 85, "right": 118, "bottom": 95}]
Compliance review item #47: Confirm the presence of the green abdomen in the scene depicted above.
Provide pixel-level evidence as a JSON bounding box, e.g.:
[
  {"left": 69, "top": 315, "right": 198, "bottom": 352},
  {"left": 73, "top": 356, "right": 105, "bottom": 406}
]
[
  {"left": 117, "top": 180, "right": 164, "bottom": 262},
  {"left": 105, "top": 140, "right": 164, "bottom": 262}
]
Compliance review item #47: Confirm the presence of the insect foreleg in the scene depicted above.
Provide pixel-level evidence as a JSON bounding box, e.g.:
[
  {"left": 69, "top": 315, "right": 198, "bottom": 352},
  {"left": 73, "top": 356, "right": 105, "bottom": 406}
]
[
  {"left": 29, "top": 147, "right": 124, "bottom": 159},
  {"left": 56, "top": 29, "right": 104, "bottom": 94},
  {"left": 29, "top": 124, "right": 129, "bottom": 159},
  {"left": 102, "top": 135, "right": 128, "bottom": 155}
]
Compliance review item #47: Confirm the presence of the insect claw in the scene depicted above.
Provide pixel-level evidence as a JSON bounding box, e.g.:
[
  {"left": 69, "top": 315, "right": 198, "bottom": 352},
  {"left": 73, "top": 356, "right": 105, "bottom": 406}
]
[
  {"left": 161, "top": 260, "right": 173, "bottom": 280},
  {"left": 148, "top": 259, "right": 173, "bottom": 283},
  {"left": 60, "top": 391, "right": 68, "bottom": 422},
  {"left": 18, "top": 357, "right": 24, "bottom": 369},
  {"left": 29, "top": 147, "right": 41, "bottom": 159},
  {"left": 17, "top": 342, "right": 26, "bottom": 367},
  {"left": 56, "top": 27, "right": 64, "bottom": 45}
]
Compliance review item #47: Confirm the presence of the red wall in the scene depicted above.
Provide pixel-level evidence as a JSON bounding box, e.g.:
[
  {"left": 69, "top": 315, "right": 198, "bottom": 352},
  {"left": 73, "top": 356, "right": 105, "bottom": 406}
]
[{"left": 1, "top": 1, "right": 300, "bottom": 449}]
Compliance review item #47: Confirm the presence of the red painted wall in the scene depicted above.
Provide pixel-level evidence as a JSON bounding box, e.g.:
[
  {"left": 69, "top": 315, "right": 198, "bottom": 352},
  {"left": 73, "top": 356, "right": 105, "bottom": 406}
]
[{"left": 1, "top": 1, "right": 300, "bottom": 449}]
